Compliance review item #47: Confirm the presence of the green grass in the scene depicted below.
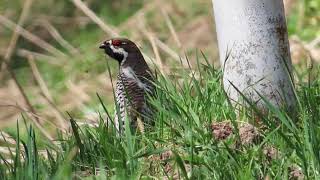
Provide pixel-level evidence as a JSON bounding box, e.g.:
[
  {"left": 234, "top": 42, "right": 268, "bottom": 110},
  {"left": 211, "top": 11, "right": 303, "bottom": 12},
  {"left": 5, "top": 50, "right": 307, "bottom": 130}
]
[
  {"left": 287, "top": 0, "right": 320, "bottom": 40},
  {"left": 0, "top": 54, "right": 320, "bottom": 179},
  {"left": 0, "top": 1, "right": 320, "bottom": 178}
]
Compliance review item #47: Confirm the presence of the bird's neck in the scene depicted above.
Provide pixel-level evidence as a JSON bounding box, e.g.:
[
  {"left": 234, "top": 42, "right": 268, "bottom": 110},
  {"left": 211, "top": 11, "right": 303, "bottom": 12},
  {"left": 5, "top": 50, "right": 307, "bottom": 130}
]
[{"left": 120, "top": 52, "right": 149, "bottom": 72}]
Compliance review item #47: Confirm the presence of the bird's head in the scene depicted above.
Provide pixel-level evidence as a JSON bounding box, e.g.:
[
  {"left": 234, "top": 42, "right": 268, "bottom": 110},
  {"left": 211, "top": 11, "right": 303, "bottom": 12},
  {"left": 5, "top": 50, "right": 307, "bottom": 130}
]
[{"left": 99, "top": 38, "right": 141, "bottom": 64}]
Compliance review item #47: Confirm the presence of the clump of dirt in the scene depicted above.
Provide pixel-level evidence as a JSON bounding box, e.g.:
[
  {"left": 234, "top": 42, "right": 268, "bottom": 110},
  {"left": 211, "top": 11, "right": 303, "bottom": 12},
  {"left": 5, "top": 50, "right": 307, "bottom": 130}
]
[
  {"left": 211, "top": 121, "right": 233, "bottom": 141},
  {"left": 211, "top": 121, "right": 262, "bottom": 145},
  {"left": 149, "top": 150, "right": 173, "bottom": 162},
  {"left": 148, "top": 150, "right": 175, "bottom": 177},
  {"left": 263, "top": 145, "right": 280, "bottom": 160},
  {"left": 160, "top": 150, "right": 173, "bottom": 161},
  {"left": 149, "top": 150, "right": 190, "bottom": 180},
  {"left": 160, "top": 150, "right": 174, "bottom": 176},
  {"left": 239, "top": 123, "right": 261, "bottom": 145},
  {"left": 289, "top": 165, "right": 304, "bottom": 180}
]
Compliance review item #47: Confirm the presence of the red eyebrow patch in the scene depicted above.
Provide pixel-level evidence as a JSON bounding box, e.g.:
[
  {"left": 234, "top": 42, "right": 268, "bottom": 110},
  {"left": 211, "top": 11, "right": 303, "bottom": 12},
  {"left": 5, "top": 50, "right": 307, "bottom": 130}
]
[{"left": 112, "top": 39, "right": 121, "bottom": 46}]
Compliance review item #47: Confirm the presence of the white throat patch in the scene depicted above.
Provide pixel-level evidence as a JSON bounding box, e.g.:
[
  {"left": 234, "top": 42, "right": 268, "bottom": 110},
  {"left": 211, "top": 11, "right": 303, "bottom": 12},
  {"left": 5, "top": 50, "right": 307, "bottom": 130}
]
[
  {"left": 122, "top": 67, "right": 149, "bottom": 91},
  {"left": 108, "top": 40, "right": 128, "bottom": 65}
]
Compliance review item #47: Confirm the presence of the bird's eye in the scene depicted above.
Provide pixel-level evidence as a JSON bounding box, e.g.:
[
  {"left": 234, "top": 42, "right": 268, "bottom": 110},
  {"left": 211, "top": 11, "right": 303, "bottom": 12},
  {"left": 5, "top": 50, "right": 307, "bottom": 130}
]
[{"left": 112, "top": 40, "right": 121, "bottom": 46}]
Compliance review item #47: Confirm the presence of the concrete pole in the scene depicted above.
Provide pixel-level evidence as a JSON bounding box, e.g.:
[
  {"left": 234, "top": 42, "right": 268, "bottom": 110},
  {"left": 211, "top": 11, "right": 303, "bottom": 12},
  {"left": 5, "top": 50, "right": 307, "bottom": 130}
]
[{"left": 212, "top": 0, "right": 296, "bottom": 112}]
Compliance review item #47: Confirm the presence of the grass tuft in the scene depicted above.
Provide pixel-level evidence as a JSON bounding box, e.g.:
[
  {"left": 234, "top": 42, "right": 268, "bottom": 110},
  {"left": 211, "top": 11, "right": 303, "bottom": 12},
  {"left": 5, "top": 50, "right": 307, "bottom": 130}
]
[{"left": 0, "top": 55, "right": 319, "bottom": 179}]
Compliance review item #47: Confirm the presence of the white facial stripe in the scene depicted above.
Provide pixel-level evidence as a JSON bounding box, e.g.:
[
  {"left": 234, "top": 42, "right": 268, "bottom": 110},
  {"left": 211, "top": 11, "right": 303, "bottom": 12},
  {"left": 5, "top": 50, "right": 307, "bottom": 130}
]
[
  {"left": 122, "top": 67, "right": 148, "bottom": 90},
  {"left": 109, "top": 42, "right": 128, "bottom": 64}
]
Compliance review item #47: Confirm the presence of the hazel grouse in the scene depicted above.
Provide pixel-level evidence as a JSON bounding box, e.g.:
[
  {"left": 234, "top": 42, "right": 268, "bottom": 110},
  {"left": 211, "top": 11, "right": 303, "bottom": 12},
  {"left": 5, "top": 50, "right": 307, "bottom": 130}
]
[{"left": 99, "top": 38, "right": 155, "bottom": 133}]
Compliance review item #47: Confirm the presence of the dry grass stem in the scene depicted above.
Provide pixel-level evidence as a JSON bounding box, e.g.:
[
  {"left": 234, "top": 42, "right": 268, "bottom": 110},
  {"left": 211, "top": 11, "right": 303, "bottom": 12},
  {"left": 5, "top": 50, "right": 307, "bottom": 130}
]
[
  {"left": 41, "top": 94, "right": 68, "bottom": 130},
  {"left": 36, "top": 20, "right": 79, "bottom": 55},
  {"left": 65, "top": 81, "right": 90, "bottom": 109},
  {"left": 161, "top": 7, "right": 181, "bottom": 48},
  {"left": 71, "top": 0, "right": 158, "bottom": 67},
  {"left": 27, "top": 56, "right": 53, "bottom": 101},
  {"left": 154, "top": 38, "right": 188, "bottom": 68},
  {"left": 0, "top": 15, "right": 67, "bottom": 58},
  {"left": 118, "top": 1, "right": 157, "bottom": 31},
  {"left": 147, "top": 32, "right": 165, "bottom": 73},
  {"left": 139, "top": 12, "right": 187, "bottom": 68},
  {"left": 1, "top": 0, "right": 34, "bottom": 71},
  {"left": 137, "top": 12, "right": 188, "bottom": 68},
  {"left": 27, "top": 55, "right": 68, "bottom": 129},
  {"left": 17, "top": 49, "right": 63, "bottom": 66},
  {"left": 309, "top": 37, "right": 320, "bottom": 48},
  {"left": 138, "top": 17, "right": 165, "bottom": 73},
  {"left": 72, "top": 0, "right": 118, "bottom": 37},
  {"left": 38, "top": 15, "right": 90, "bottom": 25},
  {"left": 0, "top": 103, "right": 54, "bottom": 141},
  {"left": 3, "top": 61, "right": 40, "bottom": 124},
  {"left": 1, "top": 63, "right": 55, "bottom": 140},
  {"left": 0, "top": 131, "right": 17, "bottom": 145},
  {"left": 0, "top": 147, "right": 17, "bottom": 156},
  {"left": 291, "top": 35, "right": 320, "bottom": 64}
]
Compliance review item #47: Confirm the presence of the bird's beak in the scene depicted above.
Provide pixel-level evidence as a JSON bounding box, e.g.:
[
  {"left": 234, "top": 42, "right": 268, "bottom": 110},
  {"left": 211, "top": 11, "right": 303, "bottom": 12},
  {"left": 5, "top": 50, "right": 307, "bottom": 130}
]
[{"left": 99, "top": 42, "right": 107, "bottom": 49}]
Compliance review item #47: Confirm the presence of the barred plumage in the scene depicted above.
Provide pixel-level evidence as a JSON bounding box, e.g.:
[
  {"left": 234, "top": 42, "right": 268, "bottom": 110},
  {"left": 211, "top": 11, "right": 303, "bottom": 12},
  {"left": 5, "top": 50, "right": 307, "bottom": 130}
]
[{"left": 99, "top": 38, "right": 155, "bottom": 133}]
